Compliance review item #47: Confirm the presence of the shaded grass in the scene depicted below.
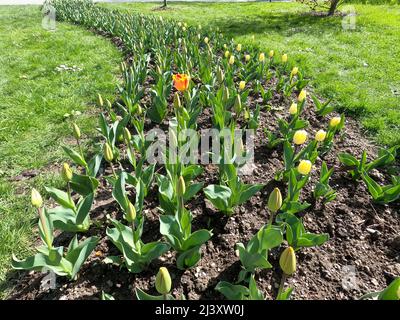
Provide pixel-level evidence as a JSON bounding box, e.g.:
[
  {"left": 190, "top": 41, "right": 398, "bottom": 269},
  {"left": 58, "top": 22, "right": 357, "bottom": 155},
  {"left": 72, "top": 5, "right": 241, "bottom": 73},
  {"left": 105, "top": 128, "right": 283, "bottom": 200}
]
[
  {"left": 103, "top": 2, "right": 400, "bottom": 146},
  {"left": 0, "top": 5, "right": 121, "bottom": 296}
]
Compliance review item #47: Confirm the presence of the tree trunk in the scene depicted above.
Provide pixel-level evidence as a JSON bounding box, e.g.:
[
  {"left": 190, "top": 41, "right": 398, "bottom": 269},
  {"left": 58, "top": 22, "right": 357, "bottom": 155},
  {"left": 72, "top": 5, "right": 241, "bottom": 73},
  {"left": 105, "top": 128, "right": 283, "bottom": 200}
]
[
  {"left": 328, "top": 0, "right": 339, "bottom": 16},
  {"left": 162, "top": 0, "right": 167, "bottom": 8}
]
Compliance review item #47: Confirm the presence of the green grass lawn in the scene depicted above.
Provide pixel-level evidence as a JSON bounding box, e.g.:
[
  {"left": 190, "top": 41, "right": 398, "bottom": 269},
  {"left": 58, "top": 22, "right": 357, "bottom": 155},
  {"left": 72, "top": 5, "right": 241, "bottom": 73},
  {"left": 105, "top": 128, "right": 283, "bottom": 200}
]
[
  {"left": 103, "top": 1, "right": 400, "bottom": 146},
  {"left": 0, "top": 5, "right": 121, "bottom": 296}
]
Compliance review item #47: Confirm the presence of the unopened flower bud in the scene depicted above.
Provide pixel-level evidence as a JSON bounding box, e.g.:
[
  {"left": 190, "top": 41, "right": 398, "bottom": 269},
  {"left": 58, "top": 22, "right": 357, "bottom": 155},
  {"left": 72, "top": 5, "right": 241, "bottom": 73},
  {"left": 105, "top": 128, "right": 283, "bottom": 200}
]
[
  {"left": 259, "top": 52, "right": 265, "bottom": 62},
  {"left": 31, "top": 188, "right": 43, "bottom": 208},
  {"left": 72, "top": 123, "right": 81, "bottom": 140},
  {"left": 330, "top": 116, "right": 341, "bottom": 127},
  {"left": 223, "top": 86, "right": 230, "bottom": 102},
  {"left": 217, "top": 67, "right": 225, "bottom": 84},
  {"left": 106, "top": 99, "right": 112, "bottom": 110},
  {"left": 224, "top": 50, "right": 230, "bottom": 58},
  {"left": 103, "top": 143, "right": 113, "bottom": 163},
  {"left": 234, "top": 94, "right": 242, "bottom": 114},
  {"left": 155, "top": 267, "right": 172, "bottom": 295},
  {"left": 269, "top": 50, "right": 274, "bottom": 58},
  {"left": 291, "top": 67, "right": 299, "bottom": 77},
  {"left": 176, "top": 176, "right": 186, "bottom": 197},
  {"left": 268, "top": 188, "right": 282, "bottom": 213},
  {"left": 236, "top": 43, "right": 242, "bottom": 52},
  {"left": 279, "top": 247, "right": 296, "bottom": 276},
  {"left": 97, "top": 93, "right": 104, "bottom": 107},
  {"left": 204, "top": 37, "right": 209, "bottom": 44},
  {"left": 61, "top": 163, "right": 73, "bottom": 182},
  {"left": 282, "top": 54, "right": 288, "bottom": 63},
  {"left": 127, "top": 201, "right": 136, "bottom": 222},
  {"left": 123, "top": 127, "right": 131, "bottom": 143},
  {"left": 173, "top": 92, "right": 181, "bottom": 109},
  {"left": 297, "top": 89, "right": 307, "bottom": 102},
  {"left": 289, "top": 103, "right": 298, "bottom": 115},
  {"left": 244, "top": 54, "right": 250, "bottom": 62},
  {"left": 229, "top": 55, "right": 235, "bottom": 65},
  {"left": 239, "top": 81, "right": 246, "bottom": 91}
]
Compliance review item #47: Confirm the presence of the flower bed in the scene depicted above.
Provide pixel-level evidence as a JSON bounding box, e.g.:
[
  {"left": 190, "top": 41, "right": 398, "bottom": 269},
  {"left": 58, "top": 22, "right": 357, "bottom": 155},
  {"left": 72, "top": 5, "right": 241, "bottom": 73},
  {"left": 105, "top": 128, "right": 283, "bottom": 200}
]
[{"left": 8, "top": 0, "right": 400, "bottom": 300}]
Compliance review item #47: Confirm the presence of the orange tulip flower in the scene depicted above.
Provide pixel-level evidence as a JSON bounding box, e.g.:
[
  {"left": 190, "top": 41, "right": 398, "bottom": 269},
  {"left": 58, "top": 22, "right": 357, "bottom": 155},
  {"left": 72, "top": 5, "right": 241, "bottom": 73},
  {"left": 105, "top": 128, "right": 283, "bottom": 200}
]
[{"left": 172, "top": 73, "right": 190, "bottom": 92}]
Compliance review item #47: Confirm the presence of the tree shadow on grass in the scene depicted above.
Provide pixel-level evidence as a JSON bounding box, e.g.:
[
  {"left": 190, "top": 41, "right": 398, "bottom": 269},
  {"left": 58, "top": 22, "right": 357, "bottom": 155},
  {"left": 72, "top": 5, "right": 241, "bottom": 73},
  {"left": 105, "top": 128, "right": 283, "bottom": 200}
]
[{"left": 207, "top": 10, "right": 344, "bottom": 39}]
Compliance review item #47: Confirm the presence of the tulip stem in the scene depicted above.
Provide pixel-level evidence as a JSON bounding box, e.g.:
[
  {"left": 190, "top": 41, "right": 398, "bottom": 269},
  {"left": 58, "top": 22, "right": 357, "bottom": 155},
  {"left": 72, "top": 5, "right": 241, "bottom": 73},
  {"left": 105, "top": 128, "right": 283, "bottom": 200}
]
[
  {"left": 38, "top": 207, "right": 52, "bottom": 249},
  {"left": 131, "top": 221, "right": 137, "bottom": 249},
  {"left": 67, "top": 182, "right": 74, "bottom": 210},
  {"left": 76, "top": 139, "right": 84, "bottom": 158},
  {"left": 110, "top": 162, "right": 117, "bottom": 179},
  {"left": 177, "top": 195, "right": 184, "bottom": 221},
  {"left": 267, "top": 210, "right": 275, "bottom": 225},
  {"left": 277, "top": 273, "right": 287, "bottom": 300}
]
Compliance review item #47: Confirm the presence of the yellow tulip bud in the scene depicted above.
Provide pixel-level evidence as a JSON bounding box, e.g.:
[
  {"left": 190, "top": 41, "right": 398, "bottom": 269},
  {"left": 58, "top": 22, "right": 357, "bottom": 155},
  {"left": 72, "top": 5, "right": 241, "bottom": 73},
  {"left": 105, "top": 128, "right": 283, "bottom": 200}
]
[
  {"left": 204, "top": 37, "right": 209, "bottom": 44},
  {"left": 293, "top": 130, "right": 308, "bottom": 145},
  {"left": 298, "top": 89, "right": 307, "bottom": 102},
  {"left": 259, "top": 52, "right": 265, "bottom": 62},
  {"left": 298, "top": 160, "right": 312, "bottom": 175},
  {"left": 97, "top": 93, "right": 104, "bottom": 107},
  {"left": 282, "top": 54, "right": 288, "bottom": 63},
  {"left": 182, "top": 26, "right": 186, "bottom": 32},
  {"left": 176, "top": 176, "right": 186, "bottom": 197},
  {"left": 315, "top": 129, "right": 327, "bottom": 142},
  {"left": 291, "top": 67, "right": 299, "bottom": 76},
  {"left": 137, "top": 104, "right": 143, "bottom": 115},
  {"left": 31, "top": 188, "right": 43, "bottom": 208},
  {"left": 229, "top": 55, "right": 235, "bottom": 65},
  {"left": 269, "top": 50, "right": 274, "bottom": 58},
  {"left": 123, "top": 127, "right": 131, "bottom": 143},
  {"left": 72, "top": 123, "right": 81, "bottom": 140},
  {"left": 330, "top": 116, "right": 341, "bottom": 127},
  {"left": 223, "top": 44, "right": 227, "bottom": 49},
  {"left": 198, "top": 24, "right": 202, "bottom": 30},
  {"left": 236, "top": 43, "right": 242, "bottom": 52},
  {"left": 244, "top": 54, "right": 250, "bottom": 62},
  {"left": 268, "top": 188, "right": 282, "bottom": 213},
  {"left": 61, "top": 163, "right": 73, "bottom": 182},
  {"left": 279, "top": 247, "right": 296, "bottom": 276},
  {"left": 239, "top": 81, "right": 246, "bottom": 91},
  {"left": 183, "top": 22, "right": 187, "bottom": 27},
  {"left": 177, "top": 22, "right": 182, "bottom": 27},
  {"left": 173, "top": 92, "right": 181, "bottom": 109},
  {"left": 155, "top": 267, "right": 172, "bottom": 295},
  {"left": 224, "top": 50, "right": 230, "bottom": 58},
  {"left": 103, "top": 142, "right": 113, "bottom": 163},
  {"left": 289, "top": 103, "right": 298, "bottom": 115},
  {"left": 127, "top": 201, "right": 136, "bottom": 222}
]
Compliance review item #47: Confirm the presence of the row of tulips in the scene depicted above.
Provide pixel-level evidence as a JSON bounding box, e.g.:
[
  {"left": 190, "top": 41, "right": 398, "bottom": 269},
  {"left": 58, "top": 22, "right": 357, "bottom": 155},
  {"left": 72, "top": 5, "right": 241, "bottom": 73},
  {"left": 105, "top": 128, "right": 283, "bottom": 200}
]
[{"left": 12, "top": 0, "right": 399, "bottom": 300}]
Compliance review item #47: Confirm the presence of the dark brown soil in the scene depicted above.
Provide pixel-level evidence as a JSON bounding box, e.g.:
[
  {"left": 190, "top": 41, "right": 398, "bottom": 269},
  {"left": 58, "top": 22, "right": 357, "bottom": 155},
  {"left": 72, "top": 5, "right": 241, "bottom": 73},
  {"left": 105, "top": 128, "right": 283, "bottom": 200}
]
[{"left": 4, "top": 30, "right": 399, "bottom": 301}]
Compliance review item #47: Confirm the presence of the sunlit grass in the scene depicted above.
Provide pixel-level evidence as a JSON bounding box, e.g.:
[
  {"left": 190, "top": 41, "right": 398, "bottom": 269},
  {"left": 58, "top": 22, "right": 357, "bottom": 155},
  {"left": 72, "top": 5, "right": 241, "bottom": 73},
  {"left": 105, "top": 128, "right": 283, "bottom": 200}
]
[
  {"left": 0, "top": 5, "right": 121, "bottom": 295},
  {"left": 103, "top": 2, "right": 400, "bottom": 146}
]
